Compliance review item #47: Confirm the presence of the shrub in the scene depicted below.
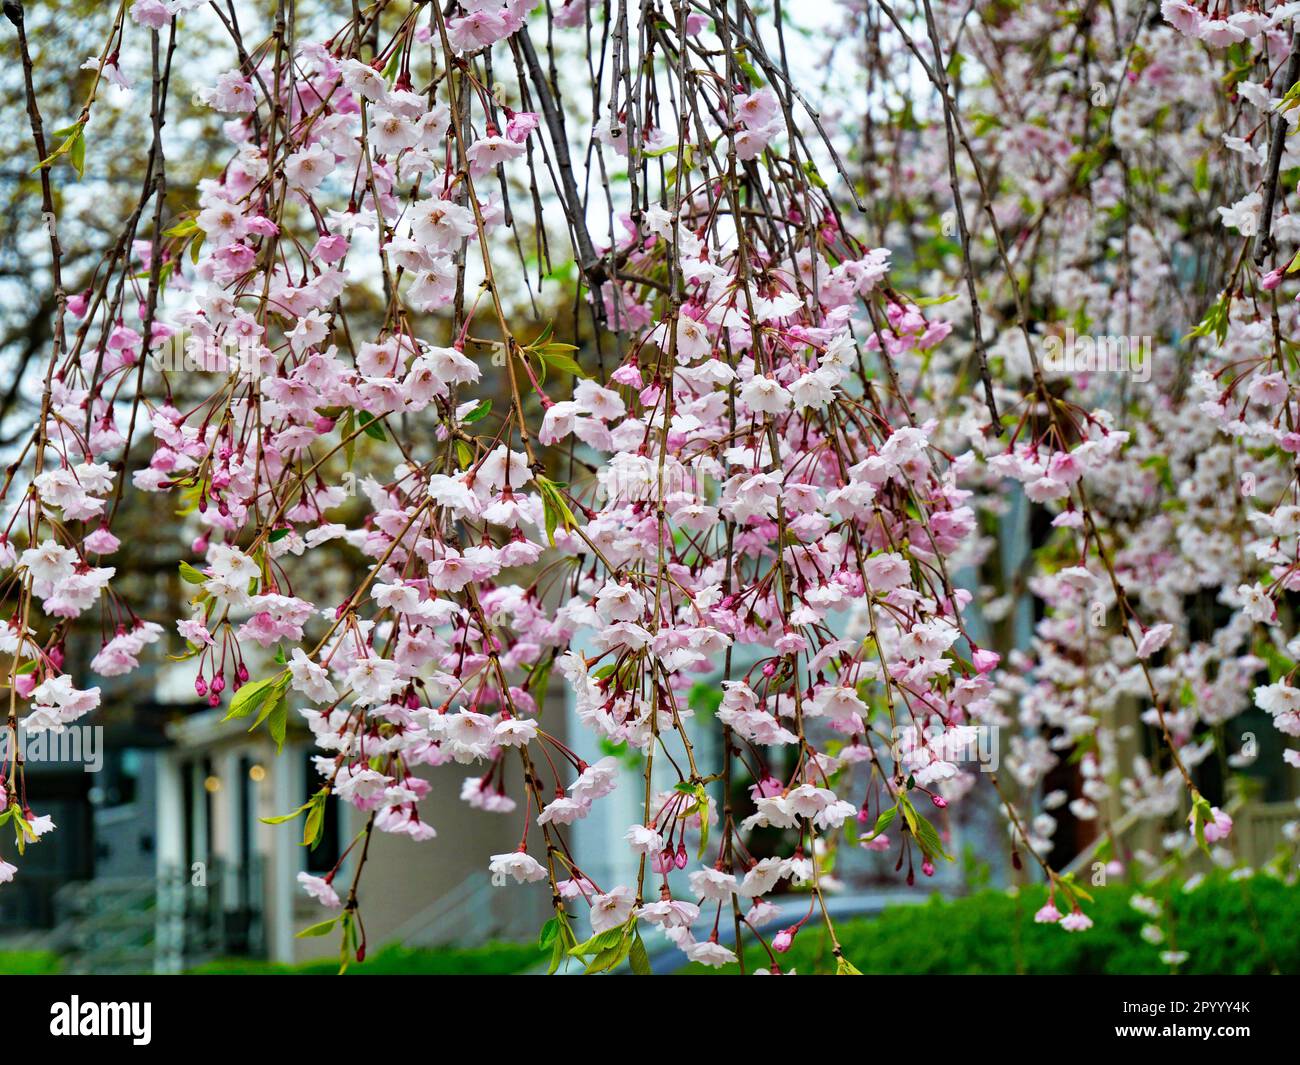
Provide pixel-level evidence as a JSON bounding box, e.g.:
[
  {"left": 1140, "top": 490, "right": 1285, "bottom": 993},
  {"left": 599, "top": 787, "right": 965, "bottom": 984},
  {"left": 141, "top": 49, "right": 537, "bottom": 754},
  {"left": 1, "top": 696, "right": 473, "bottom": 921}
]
[
  {"left": 189, "top": 941, "right": 543, "bottom": 976},
  {"left": 0, "top": 951, "right": 62, "bottom": 975},
  {"left": 680, "top": 872, "right": 1299, "bottom": 975}
]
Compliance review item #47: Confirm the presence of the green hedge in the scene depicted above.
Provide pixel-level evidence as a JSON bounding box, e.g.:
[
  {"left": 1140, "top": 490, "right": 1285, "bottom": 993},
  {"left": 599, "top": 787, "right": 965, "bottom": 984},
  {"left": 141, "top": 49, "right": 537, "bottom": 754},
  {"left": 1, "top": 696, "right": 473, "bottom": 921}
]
[
  {"left": 190, "top": 941, "right": 543, "bottom": 975},
  {"left": 0, "top": 950, "right": 62, "bottom": 974},
  {"left": 681, "top": 872, "right": 1299, "bottom": 975},
  {"left": 17, "top": 871, "right": 1296, "bottom": 975},
  {"left": 2, "top": 942, "right": 543, "bottom": 976}
]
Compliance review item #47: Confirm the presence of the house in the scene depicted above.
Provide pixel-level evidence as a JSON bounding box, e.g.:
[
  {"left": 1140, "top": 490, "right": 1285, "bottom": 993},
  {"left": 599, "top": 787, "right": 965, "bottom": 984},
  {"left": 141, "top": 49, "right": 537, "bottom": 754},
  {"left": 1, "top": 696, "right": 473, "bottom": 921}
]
[{"left": 149, "top": 696, "right": 558, "bottom": 969}]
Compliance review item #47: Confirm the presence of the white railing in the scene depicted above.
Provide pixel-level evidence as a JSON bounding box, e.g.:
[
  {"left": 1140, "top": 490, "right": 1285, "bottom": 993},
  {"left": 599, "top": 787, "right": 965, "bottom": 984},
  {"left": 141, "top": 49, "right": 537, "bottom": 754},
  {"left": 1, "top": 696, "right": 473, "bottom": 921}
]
[{"left": 390, "top": 872, "right": 545, "bottom": 948}]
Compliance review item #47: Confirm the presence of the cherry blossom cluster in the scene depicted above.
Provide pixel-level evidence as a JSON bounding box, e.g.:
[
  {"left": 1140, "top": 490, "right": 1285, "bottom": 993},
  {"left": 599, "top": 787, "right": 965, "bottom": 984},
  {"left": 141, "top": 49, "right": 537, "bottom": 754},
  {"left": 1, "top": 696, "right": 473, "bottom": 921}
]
[{"left": 1, "top": 0, "right": 1297, "bottom": 973}]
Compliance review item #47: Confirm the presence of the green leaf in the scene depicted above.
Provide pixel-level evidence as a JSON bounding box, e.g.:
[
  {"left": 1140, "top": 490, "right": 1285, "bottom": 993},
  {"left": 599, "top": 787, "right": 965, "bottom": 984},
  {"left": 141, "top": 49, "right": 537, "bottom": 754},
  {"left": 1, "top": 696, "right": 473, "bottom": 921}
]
[
  {"left": 900, "top": 794, "right": 953, "bottom": 863},
  {"left": 340, "top": 409, "right": 356, "bottom": 469},
  {"left": 179, "top": 561, "right": 207, "bottom": 584},
  {"left": 538, "top": 346, "right": 588, "bottom": 379},
  {"left": 248, "top": 680, "right": 286, "bottom": 728},
  {"left": 33, "top": 120, "right": 85, "bottom": 173},
  {"left": 303, "top": 801, "right": 325, "bottom": 850},
  {"left": 568, "top": 925, "right": 625, "bottom": 957},
  {"left": 357, "top": 410, "right": 386, "bottom": 441},
  {"left": 296, "top": 915, "right": 341, "bottom": 938},
  {"left": 237, "top": 666, "right": 293, "bottom": 753},
  {"left": 12, "top": 812, "right": 32, "bottom": 854},
  {"left": 68, "top": 129, "right": 85, "bottom": 178},
  {"left": 538, "top": 916, "right": 561, "bottom": 950},
  {"left": 1190, "top": 792, "right": 1215, "bottom": 855},
  {"left": 338, "top": 912, "right": 355, "bottom": 973},
  {"left": 865, "top": 804, "right": 898, "bottom": 840},
  {"left": 577, "top": 922, "right": 640, "bottom": 975},
  {"left": 1193, "top": 154, "right": 1209, "bottom": 193},
  {"left": 585, "top": 940, "right": 630, "bottom": 974},
  {"left": 802, "top": 159, "right": 829, "bottom": 190},
  {"left": 836, "top": 955, "right": 863, "bottom": 975},
  {"left": 1057, "top": 871, "right": 1095, "bottom": 905},
  {"left": 536, "top": 475, "right": 578, "bottom": 546},
  {"left": 462, "top": 398, "right": 492, "bottom": 423},
  {"left": 538, "top": 911, "right": 577, "bottom": 974},
  {"left": 222, "top": 674, "right": 280, "bottom": 722},
  {"left": 260, "top": 800, "right": 310, "bottom": 825},
  {"left": 223, "top": 672, "right": 291, "bottom": 749},
  {"left": 628, "top": 930, "right": 652, "bottom": 975},
  {"left": 268, "top": 527, "right": 291, "bottom": 542},
  {"left": 1185, "top": 292, "right": 1229, "bottom": 345},
  {"left": 263, "top": 696, "right": 289, "bottom": 754},
  {"left": 681, "top": 781, "right": 711, "bottom": 860},
  {"left": 174, "top": 480, "right": 204, "bottom": 517},
  {"left": 644, "top": 141, "right": 683, "bottom": 159}
]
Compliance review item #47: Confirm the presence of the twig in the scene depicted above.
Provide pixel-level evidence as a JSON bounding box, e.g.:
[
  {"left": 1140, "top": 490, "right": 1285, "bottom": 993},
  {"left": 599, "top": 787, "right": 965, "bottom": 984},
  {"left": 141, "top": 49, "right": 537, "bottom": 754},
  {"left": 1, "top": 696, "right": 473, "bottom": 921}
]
[{"left": 1254, "top": 30, "right": 1300, "bottom": 266}]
